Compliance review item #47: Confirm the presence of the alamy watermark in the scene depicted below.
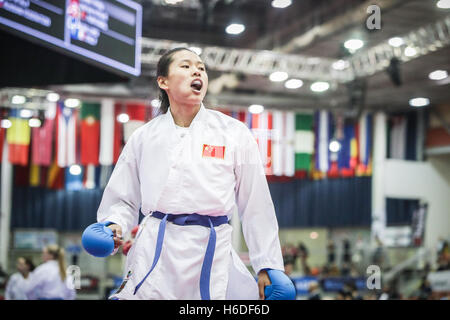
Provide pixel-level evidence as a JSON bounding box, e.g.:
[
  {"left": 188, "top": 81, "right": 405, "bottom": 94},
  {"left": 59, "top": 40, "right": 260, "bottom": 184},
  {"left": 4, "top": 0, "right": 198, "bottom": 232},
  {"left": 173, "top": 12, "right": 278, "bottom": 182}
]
[
  {"left": 366, "top": 265, "right": 382, "bottom": 290},
  {"left": 366, "top": 5, "right": 381, "bottom": 30}
]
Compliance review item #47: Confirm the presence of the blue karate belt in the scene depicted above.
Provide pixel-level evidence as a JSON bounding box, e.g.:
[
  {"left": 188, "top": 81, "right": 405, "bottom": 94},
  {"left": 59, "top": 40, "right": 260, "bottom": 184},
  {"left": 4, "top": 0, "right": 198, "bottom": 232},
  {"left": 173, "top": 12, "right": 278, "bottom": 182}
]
[{"left": 133, "top": 211, "right": 228, "bottom": 300}]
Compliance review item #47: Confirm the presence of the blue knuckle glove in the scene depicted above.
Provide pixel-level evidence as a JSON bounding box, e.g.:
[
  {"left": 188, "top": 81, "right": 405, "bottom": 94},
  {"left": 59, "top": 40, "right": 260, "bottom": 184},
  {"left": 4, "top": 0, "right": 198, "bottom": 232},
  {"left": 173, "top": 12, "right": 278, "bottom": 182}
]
[
  {"left": 82, "top": 221, "right": 115, "bottom": 257},
  {"left": 264, "top": 269, "right": 296, "bottom": 300}
]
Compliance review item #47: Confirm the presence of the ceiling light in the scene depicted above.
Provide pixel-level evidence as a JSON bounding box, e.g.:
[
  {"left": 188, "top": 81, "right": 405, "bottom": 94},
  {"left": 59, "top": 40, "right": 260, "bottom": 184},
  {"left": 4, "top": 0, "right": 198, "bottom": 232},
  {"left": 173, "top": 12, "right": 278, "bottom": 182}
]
[
  {"left": 388, "top": 37, "right": 404, "bottom": 47},
  {"left": 151, "top": 99, "right": 161, "bottom": 108},
  {"left": 311, "top": 81, "right": 330, "bottom": 92},
  {"left": 69, "top": 164, "right": 82, "bottom": 176},
  {"left": 248, "top": 104, "right": 264, "bottom": 114},
  {"left": 64, "top": 98, "right": 80, "bottom": 108},
  {"left": 310, "top": 232, "right": 319, "bottom": 240},
  {"left": 329, "top": 139, "right": 341, "bottom": 152},
  {"left": 271, "top": 0, "right": 292, "bottom": 9},
  {"left": 20, "top": 109, "right": 33, "bottom": 118},
  {"left": 284, "top": 79, "right": 303, "bottom": 89},
  {"left": 332, "top": 60, "right": 349, "bottom": 70},
  {"left": 1, "top": 119, "right": 12, "bottom": 128},
  {"left": 117, "top": 113, "right": 130, "bottom": 123},
  {"left": 46, "top": 92, "right": 60, "bottom": 102},
  {"left": 225, "top": 23, "right": 245, "bottom": 35},
  {"left": 28, "top": 118, "right": 42, "bottom": 127},
  {"left": 344, "top": 39, "right": 364, "bottom": 52},
  {"left": 409, "top": 97, "right": 430, "bottom": 107},
  {"left": 188, "top": 46, "right": 202, "bottom": 55},
  {"left": 11, "top": 95, "right": 26, "bottom": 104},
  {"left": 404, "top": 47, "right": 417, "bottom": 57},
  {"left": 269, "top": 71, "right": 288, "bottom": 82},
  {"left": 437, "top": 0, "right": 450, "bottom": 9},
  {"left": 428, "top": 70, "right": 448, "bottom": 80}
]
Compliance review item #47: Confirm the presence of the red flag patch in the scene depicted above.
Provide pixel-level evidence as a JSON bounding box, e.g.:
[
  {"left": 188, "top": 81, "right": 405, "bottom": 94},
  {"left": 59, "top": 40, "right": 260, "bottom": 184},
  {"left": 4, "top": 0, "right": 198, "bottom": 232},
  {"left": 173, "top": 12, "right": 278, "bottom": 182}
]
[{"left": 202, "top": 144, "right": 225, "bottom": 159}]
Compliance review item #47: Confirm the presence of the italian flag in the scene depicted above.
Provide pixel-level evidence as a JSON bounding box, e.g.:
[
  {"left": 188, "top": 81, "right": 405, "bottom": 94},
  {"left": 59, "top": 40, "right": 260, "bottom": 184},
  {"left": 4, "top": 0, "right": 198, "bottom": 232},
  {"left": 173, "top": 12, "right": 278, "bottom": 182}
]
[{"left": 294, "top": 112, "right": 314, "bottom": 176}]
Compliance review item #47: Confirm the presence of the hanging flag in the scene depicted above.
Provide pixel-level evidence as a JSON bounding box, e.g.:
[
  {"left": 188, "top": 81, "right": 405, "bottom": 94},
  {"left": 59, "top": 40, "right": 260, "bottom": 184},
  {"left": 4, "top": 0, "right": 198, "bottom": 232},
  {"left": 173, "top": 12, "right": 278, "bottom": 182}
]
[
  {"left": 47, "top": 160, "right": 64, "bottom": 189},
  {"left": 124, "top": 103, "right": 146, "bottom": 142},
  {"left": 56, "top": 103, "right": 77, "bottom": 168},
  {"left": 338, "top": 123, "right": 356, "bottom": 177},
  {"left": 7, "top": 109, "right": 31, "bottom": 166},
  {"left": 83, "top": 164, "right": 96, "bottom": 189},
  {"left": 270, "top": 111, "right": 295, "bottom": 177},
  {"left": 231, "top": 110, "right": 247, "bottom": 124},
  {"left": 0, "top": 127, "right": 5, "bottom": 162},
  {"left": 113, "top": 103, "right": 124, "bottom": 164},
  {"left": 80, "top": 102, "right": 100, "bottom": 165},
  {"left": 29, "top": 164, "right": 41, "bottom": 186},
  {"left": 251, "top": 111, "right": 273, "bottom": 175},
  {"left": 32, "top": 103, "right": 56, "bottom": 166},
  {"left": 357, "top": 112, "right": 372, "bottom": 176},
  {"left": 99, "top": 99, "right": 115, "bottom": 166},
  {"left": 294, "top": 113, "right": 314, "bottom": 177},
  {"left": 99, "top": 165, "right": 113, "bottom": 189},
  {"left": 389, "top": 115, "right": 407, "bottom": 159},
  {"left": 315, "top": 110, "right": 333, "bottom": 173}
]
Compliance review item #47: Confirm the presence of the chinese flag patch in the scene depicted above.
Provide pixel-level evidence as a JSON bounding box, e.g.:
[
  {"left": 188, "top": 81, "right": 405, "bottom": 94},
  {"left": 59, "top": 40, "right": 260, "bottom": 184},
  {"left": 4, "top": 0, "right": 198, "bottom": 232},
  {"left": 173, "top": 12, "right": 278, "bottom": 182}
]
[{"left": 202, "top": 144, "right": 225, "bottom": 159}]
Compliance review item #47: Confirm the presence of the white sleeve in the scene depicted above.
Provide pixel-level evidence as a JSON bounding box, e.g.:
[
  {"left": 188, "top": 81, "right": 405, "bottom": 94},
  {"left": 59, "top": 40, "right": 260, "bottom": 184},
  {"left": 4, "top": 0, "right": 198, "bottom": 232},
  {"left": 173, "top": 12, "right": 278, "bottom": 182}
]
[
  {"left": 97, "top": 133, "right": 141, "bottom": 235},
  {"left": 24, "top": 268, "right": 45, "bottom": 300},
  {"left": 234, "top": 126, "right": 284, "bottom": 274},
  {"left": 5, "top": 274, "right": 16, "bottom": 300}
]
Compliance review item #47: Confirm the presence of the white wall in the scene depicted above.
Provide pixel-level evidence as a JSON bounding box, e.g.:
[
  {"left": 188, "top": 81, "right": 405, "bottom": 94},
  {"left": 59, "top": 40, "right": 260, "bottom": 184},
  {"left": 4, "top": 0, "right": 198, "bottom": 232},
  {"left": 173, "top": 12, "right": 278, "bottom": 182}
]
[{"left": 384, "top": 157, "right": 450, "bottom": 251}]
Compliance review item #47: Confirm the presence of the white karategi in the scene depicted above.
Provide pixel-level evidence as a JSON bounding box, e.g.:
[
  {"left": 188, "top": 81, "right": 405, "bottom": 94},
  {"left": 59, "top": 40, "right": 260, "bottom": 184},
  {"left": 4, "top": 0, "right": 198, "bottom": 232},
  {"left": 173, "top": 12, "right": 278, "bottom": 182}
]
[
  {"left": 98, "top": 104, "right": 284, "bottom": 300},
  {"left": 24, "top": 261, "right": 76, "bottom": 300},
  {"left": 5, "top": 273, "right": 30, "bottom": 300}
]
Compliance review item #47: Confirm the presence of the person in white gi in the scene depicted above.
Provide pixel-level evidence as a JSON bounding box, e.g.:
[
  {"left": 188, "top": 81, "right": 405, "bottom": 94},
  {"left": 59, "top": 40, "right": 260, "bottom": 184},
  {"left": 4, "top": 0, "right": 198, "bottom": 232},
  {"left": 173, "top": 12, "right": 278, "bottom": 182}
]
[
  {"left": 5, "top": 257, "right": 35, "bottom": 300},
  {"left": 99, "top": 48, "right": 285, "bottom": 300},
  {"left": 24, "top": 245, "right": 76, "bottom": 300}
]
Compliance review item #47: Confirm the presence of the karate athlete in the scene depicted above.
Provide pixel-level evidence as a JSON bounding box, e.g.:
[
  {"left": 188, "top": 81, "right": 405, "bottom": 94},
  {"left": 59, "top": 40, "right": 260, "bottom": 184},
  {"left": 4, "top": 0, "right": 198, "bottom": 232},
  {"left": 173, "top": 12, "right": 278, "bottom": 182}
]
[
  {"left": 24, "top": 245, "right": 76, "bottom": 300},
  {"left": 5, "top": 257, "right": 35, "bottom": 300},
  {"left": 95, "top": 48, "right": 293, "bottom": 300}
]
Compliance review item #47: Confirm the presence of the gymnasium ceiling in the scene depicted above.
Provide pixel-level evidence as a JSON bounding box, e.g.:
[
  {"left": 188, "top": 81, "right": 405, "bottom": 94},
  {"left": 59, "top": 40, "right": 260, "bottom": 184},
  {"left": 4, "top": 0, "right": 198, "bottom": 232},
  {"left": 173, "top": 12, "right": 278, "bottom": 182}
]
[{"left": 48, "top": 0, "right": 450, "bottom": 114}]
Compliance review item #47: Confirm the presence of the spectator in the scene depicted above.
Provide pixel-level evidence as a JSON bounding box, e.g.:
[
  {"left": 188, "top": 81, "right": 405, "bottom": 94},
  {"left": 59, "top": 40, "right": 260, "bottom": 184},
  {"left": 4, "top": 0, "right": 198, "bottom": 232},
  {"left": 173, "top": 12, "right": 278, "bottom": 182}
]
[
  {"left": 308, "top": 281, "right": 321, "bottom": 300},
  {"left": 5, "top": 257, "right": 35, "bottom": 300}
]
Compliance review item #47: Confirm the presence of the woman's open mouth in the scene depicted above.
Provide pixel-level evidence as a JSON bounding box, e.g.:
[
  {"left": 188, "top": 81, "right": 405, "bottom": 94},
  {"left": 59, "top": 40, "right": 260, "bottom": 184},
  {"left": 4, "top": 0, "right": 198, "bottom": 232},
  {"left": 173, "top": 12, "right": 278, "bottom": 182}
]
[{"left": 191, "top": 79, "right": 203, "bottom": 93}]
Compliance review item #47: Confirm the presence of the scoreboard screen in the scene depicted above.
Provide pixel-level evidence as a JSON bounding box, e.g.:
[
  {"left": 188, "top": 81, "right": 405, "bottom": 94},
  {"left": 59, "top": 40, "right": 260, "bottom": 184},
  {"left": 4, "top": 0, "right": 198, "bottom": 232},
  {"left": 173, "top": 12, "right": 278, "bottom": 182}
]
[{"left": 0, "top": 0, "right": 142, "bottom": 76}]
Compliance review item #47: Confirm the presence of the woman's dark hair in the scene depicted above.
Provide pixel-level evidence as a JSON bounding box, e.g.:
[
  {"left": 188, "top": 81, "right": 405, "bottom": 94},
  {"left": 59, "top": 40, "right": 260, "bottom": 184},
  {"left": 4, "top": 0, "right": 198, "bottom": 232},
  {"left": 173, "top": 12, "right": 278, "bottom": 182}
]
[
  {"left": 22, "top": 257, "right": 35, "bottom": 272},
  {"left": 156, "top": 47, "right": 196, "bottom": 114}
]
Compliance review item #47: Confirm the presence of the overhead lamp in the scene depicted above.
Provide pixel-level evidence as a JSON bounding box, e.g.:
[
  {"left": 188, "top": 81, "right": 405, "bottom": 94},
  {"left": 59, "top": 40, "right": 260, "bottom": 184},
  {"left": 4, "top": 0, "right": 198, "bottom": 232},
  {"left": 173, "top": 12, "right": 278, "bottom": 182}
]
[
  {"left": 225, "top": 23, "right": 245, "bottom": 35},
  {"left": 69, "top": 164, "right": 82, "bottom": 176},
  {"left": 284, "top": 79, "right": 303, "bottom": 89},
  {"left": 248, "top": 104, "right": 264, "bottom": 114},
  {"left": 117, "top": 113, "right": 130, "bottom": 123},
  {"left": 188, "top": 46, "right": 202, "bottom": 55},
  {"left": 28, "top": 118, "right": 42, "bottom": 128},
  {"left": 269, "top": 71, "right": 288, "bottom": 82},
  {"left": 151, "top": 99, "right": 161, "bottom": 108},
  {"left": 329, "top": 139, "right": 341, "bottom": 152},
  {"left": 310, "top": 232, "right": 319, "bottom": 240},
  {"left": 1, "top": 119, "right": 12, "bottom": 129},
  {"left": 11, "top": 95, "right": 26, "bottom": 105},
  {"left": 311, "top": 81, "right": 330, "bottom": 92},
  {"left": 437, "top": 0, "right": 450, "bottom": 9},
  {"left": 388, "top": 37, "right": 404, "bottom": 47},
  {"left": 46, "top": 92, "right": 60, "bottom": 102},
  {"left": 404, "top": 47, "right": 417, "bottom": 57},
  {"left": 271, "top": 0, "right": 292, "bottom": 9},
  {"left": 409, "top": 97, "right": 430, "bottom": 107},
  {"left": 344, "top": 39, "right": 364, "bottom": 52},
  {"left": 428, "top": 70, "right": 448, "bottom": 80},
  {"left": 332, "top": 60, "right": 350, "bottom": 70},
  {"left": 64, "top": 98, "right": 80, "bottom": 108},
  {"left": 20, "top": 109, "right": 33, "bottom": 118}
]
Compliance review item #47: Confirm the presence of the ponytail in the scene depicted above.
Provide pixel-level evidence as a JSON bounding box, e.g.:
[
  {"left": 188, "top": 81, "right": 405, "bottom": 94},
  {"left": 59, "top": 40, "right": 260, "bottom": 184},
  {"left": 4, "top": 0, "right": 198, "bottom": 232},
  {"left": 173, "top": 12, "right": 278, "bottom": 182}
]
[{"left": 46, "top": 244, "right": 67, "bottom": 281}]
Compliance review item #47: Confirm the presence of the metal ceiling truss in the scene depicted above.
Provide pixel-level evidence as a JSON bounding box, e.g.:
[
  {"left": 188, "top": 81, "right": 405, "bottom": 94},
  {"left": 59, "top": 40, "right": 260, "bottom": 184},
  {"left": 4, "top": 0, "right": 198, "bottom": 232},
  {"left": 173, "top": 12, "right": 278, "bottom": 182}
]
[{"left": 140, "top": 14, "right": 450, "bottom": 83}]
